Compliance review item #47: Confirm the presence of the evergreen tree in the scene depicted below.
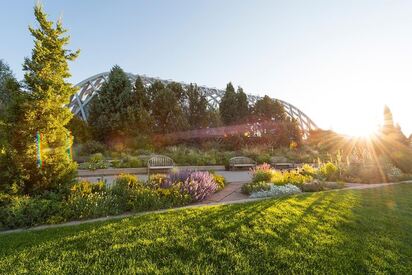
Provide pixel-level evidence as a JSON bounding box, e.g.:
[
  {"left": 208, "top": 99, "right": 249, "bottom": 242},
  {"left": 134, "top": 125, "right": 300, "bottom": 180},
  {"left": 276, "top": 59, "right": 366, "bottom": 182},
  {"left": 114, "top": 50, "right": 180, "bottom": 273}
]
[
  {"left": 133, "top": 76, "right": 150, "bottom": 110},
  {"left": 186, "top": 84, "right": 209, "bottom": 129},
  {"left": 1, "top": 5, "right": 79, "bottom": 194},
  {"left": 0, "top": 60, "right": 22, "bottom": 154},
  {"left": 253, "top": 96, "right": 287, "bottom": 122},
  {"left": 132, "top": 76, "right": 153, "bottom": 135},
  {"left": 286, "top": 118, "right": 302, "bottom": 146},
  {"left": 151, "top": 86, "right": 187, "bottom": 133},
  {"left": 380, "top": 105, "right": 408, "bottom": 145},
  {"left": 0, "top": 60, "right": 13, "bottom": 82},
  {"left": 0, "top": 60, "right": 20, "bottom": 115},
  {"left": 167, "top": 82, "right": 186, "bottom": 106},
  {"left": 67, "top": 115, "right": 92, "bottom": 144},
  {"left": 88, "top": 65, "right": 137, "bottom": 143},
  {"left": 236, "top": 87, "right": 249, "bottom": 122},
  {"left": 273, "top": 99, "right": 287, "bottom": 121},
  {"left": 0, "top": 60, "right": 14, "bottom": 103},
  {"left": 147, "top": 80, "right": 165, "bottom": 104},
  {"left": 219, "top": 82, "right": 238, "bottom": 125},
  {"left": 382, "top": 105, "right": 395, "bottom": 134}
]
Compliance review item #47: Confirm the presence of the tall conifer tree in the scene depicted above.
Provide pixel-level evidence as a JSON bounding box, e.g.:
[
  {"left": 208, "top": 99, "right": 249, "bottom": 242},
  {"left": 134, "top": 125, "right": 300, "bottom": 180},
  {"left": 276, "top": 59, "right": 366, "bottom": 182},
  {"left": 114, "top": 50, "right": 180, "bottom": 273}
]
[
  {"left": 236, "top": 87, "right": 249, "bottom": 122},
  {"left": 219, "top": 82, "right": 238, "bottom": 125},
  {"left": 3, "top": 5, "right": 79, "bottom": 193}
]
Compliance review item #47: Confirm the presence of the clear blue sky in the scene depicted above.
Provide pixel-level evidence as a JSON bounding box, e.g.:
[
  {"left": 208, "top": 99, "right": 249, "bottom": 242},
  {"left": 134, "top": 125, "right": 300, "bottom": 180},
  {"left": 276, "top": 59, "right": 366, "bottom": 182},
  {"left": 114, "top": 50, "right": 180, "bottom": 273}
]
[{"left": 1, "top": 0, "right": 412, "bottom": 136}]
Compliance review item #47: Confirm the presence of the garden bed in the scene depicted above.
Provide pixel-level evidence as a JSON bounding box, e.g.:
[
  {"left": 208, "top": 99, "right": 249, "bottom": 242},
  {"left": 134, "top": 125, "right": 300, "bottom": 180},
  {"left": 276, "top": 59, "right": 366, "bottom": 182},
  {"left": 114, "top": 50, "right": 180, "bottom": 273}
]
[{"left": 0, "top": 171, "right": 227, "bottom": 231}]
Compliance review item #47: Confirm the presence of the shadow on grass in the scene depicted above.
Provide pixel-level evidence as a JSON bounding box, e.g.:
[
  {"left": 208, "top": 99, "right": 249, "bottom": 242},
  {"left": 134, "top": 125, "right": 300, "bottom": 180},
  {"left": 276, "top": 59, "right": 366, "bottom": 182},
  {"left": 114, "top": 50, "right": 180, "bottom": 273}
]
[{"left": 1, "top": 184, "right": 412, "bottom": 274}]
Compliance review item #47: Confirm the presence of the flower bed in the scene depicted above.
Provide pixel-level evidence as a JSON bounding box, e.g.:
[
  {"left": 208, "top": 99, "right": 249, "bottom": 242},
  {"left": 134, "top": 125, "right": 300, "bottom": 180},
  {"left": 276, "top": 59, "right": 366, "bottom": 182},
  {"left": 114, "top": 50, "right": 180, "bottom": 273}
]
[
  {"left": 0, "top": 171, "right": 222, "bottom": 230},
  {"left": 242, "top": 162, "right": 345, "bottom": 198}
]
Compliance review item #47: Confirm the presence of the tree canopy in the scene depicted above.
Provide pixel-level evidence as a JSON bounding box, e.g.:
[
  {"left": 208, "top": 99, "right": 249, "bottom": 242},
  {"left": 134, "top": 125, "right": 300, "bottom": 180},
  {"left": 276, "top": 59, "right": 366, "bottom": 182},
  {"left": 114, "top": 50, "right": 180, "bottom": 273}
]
[{"left": 1, "top": 4, "right": 79, "bottom": 194}]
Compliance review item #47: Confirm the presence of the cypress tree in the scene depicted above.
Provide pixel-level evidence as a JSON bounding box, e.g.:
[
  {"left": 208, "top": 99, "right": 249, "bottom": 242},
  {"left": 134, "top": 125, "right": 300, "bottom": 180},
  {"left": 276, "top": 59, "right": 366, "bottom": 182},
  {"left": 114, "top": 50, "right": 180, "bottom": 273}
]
[
  {"left": 0, "top": 60, "right": 20, "bottom": 116},
  {"left": 88, "top": 65, "right": 136, "bottom": 143},
  {"left": 151, "top": 86, "right": 187, "bottom": 133},
  {"left": 134, "top": 76, "right": 150, "bottom": 110},
  {"left": 186, "top": 84, "right": 209, "bottom": 129},
  {"left": 219, "top": 82, "right": 238, "bottom": 125},
  {"left": 253, "top": 96, "right": 287, "bottom": 122},
  {"left": 3, "top": 4, "right": 79, "bottom": 194},
  {"left": 132, "top": 76, "right": 153, "bottom": 136},
  {"left": 236, "top": 87, "right": 249, "bottom": 123},
  {"left": 273, "top": 100, "right": 287, "bottom": 121}
]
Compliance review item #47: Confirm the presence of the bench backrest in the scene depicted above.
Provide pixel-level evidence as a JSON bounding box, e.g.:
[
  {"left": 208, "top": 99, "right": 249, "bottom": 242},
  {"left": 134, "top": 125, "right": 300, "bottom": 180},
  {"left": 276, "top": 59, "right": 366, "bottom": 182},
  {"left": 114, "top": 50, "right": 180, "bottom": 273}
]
[
  {"left": 147, "top": 155, "right": 174, "bottom": 168},
  {"left": 229, "top": 156, "right": 256, "bottom": 165},
  {"left": 273, "top": 163, "right": 294, "bottom": 169},
  {"left": 270, "top": 156, "right": 289, "bottom": 164}
]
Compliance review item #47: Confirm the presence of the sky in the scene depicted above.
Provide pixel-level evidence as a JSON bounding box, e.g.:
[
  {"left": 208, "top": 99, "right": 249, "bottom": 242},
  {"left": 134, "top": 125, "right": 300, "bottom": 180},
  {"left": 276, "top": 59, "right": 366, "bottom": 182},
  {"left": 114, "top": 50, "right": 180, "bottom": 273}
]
[{"left": 1, "top": 0, "right": 412, "bottom": 136}]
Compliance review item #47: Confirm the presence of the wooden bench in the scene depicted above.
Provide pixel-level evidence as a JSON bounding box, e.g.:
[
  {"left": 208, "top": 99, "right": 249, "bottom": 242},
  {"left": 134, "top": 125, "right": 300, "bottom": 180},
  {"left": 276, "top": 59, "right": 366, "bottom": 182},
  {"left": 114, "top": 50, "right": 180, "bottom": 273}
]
[
  {"left": 272, "top": 162, "right": 295, "bottom": 171},
  {"left": 147, "top": 155, "right": 174, "bottom": 175},
  {"left": 229, "top": 157, "right": 256, "bottom": 170}
]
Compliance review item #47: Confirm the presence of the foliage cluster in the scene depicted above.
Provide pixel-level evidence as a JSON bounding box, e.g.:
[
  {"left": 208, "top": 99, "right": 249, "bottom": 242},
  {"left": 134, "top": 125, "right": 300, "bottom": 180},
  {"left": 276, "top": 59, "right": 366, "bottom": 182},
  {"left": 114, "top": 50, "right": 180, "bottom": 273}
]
[
  {"left": 300, "top": 181, "right": 345, "bottom": 192},
  {"left": 249, "top": 184, "right": 301, "bottom": 198},
  {"left": 75, "top": 65, "right": 303, "bottom": 151},
  {"left": 241, "top": 181, "right": 271, "bottom": 195},
  {"left": 0, "top": 6, "right": 79, "bottom": 195},
  {"left": 0, "top": 170, "right": 222, "bottom": 230},
  {"left": 243, "top": 162, "right": 342, "bottom": 195}
]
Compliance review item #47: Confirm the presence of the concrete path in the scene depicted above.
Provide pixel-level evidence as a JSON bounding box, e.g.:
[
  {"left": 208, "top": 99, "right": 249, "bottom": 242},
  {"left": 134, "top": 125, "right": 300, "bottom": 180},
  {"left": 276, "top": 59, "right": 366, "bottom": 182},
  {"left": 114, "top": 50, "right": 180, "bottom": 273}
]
[{"left": 197, "top": 181, "right": 249, "bottom": 205}]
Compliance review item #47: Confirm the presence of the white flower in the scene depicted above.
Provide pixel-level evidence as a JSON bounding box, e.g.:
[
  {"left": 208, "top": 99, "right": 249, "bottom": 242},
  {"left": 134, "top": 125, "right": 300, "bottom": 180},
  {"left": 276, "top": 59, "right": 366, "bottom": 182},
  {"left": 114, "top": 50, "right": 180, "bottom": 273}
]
[{"left": 250, "top": 184, "right": 301, "bottom": 198}]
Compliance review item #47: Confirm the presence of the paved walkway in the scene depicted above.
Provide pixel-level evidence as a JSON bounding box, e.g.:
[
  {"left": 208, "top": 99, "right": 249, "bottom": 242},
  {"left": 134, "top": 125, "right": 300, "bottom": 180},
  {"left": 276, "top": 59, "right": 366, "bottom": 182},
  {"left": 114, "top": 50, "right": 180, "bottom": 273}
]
[{"left": 197, "top": 181, "right": 249, "bottom": 205}]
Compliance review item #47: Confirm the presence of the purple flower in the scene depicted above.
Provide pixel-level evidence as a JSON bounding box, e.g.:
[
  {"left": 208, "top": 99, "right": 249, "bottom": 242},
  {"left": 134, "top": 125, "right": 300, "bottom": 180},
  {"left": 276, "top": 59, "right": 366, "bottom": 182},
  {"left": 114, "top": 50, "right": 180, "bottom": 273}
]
[
  {"left": 180, "top": 171, "right": 218, "bottom": 202},
  {"left": 164, "top": 170, "right": 218, "bottom": 202}
]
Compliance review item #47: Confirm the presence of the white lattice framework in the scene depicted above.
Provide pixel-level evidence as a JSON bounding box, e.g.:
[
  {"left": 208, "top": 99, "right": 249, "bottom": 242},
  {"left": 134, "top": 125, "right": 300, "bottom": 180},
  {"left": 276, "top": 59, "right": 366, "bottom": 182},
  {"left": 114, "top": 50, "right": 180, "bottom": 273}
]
[{"left": 69, "top": 72, "right": 318, "bottom": 135}]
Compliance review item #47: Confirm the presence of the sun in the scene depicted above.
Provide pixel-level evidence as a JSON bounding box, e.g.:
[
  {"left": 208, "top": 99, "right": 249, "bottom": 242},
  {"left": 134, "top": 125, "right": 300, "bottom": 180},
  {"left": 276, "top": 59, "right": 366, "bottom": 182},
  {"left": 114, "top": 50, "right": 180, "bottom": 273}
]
[
  {"left": 336, "top": 115, "right": 381, "bottom": 138},
  {"left": 345, "top": 124, "right": 378, "bottom": 138}
]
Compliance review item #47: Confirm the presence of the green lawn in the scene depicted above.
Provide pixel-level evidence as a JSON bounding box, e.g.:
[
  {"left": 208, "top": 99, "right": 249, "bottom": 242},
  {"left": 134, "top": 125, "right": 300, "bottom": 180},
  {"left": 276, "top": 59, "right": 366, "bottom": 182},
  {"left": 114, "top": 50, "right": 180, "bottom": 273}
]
[{"left": 1, "top": 184, "right": 412, "bottom": 274}]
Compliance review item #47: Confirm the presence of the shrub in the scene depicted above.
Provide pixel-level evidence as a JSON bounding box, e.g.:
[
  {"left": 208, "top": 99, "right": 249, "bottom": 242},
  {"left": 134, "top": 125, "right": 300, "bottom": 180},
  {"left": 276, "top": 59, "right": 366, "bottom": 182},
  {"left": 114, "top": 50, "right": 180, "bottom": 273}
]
[
  {"left": 148, "top": 174, "right": 167, "bottom": 188},
  {"left": 89, "top": 153, "right": 104, "bottom": 163},
  {"left": 65, "top": 191, "right": 123, "bottom": 219},
  {"left": 0, "top": 195, "right": 66, "bottom": 229},
  {"left": 241, "top": 181, "right": 271, "bottom": 195},
  {"left": 128, "top": 186, "right": 190, "bottom": 212},
  {"left": 250, "top": 163, "right": 273, "bottom": 183},
  {"left": 108, "top": 174, "right": 141, "bottom": 210},
  {"left": 112, "top": 155, "right": 144, "bottom": 168},
  {"left": 385, "top": 165, "right": 404, "bottom": 182},
  {"left": 113, "top": 174, "right": 140, "bottom": 189},
  {"left": 301, "top": 164, "right": 317, "bottom": 176},
  {"left": 178, "top": 171, "right": 218, "bottom": 202},
  {"left": 165, "top": 170, "right": 193, "bottom": 188},
  {"left": 300, "top": 181, "right": 345, "bottom": 192},
  {"left": 211, "top": 172, "right": 226, "bottom": 191},
  {"left": 250, "top": 184, "right": 301, "bottom": 198},
  {"left": 255, "top": 153, "right": 271, "bottom": 164},
  {"left": 318, "top": 162, "right": 339, "bottom": 181},
  {"left": 71, "top": 180, "right": 106, "bottom": 195},
  {"left": 78, "top": 161, "right": 109, "bottom": 170},
  {"left": 271, "top": 170, "right": 312, "bottom": 187},
  {"left": 80, "top": 140, "right": 106, "bottom": 155}
]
